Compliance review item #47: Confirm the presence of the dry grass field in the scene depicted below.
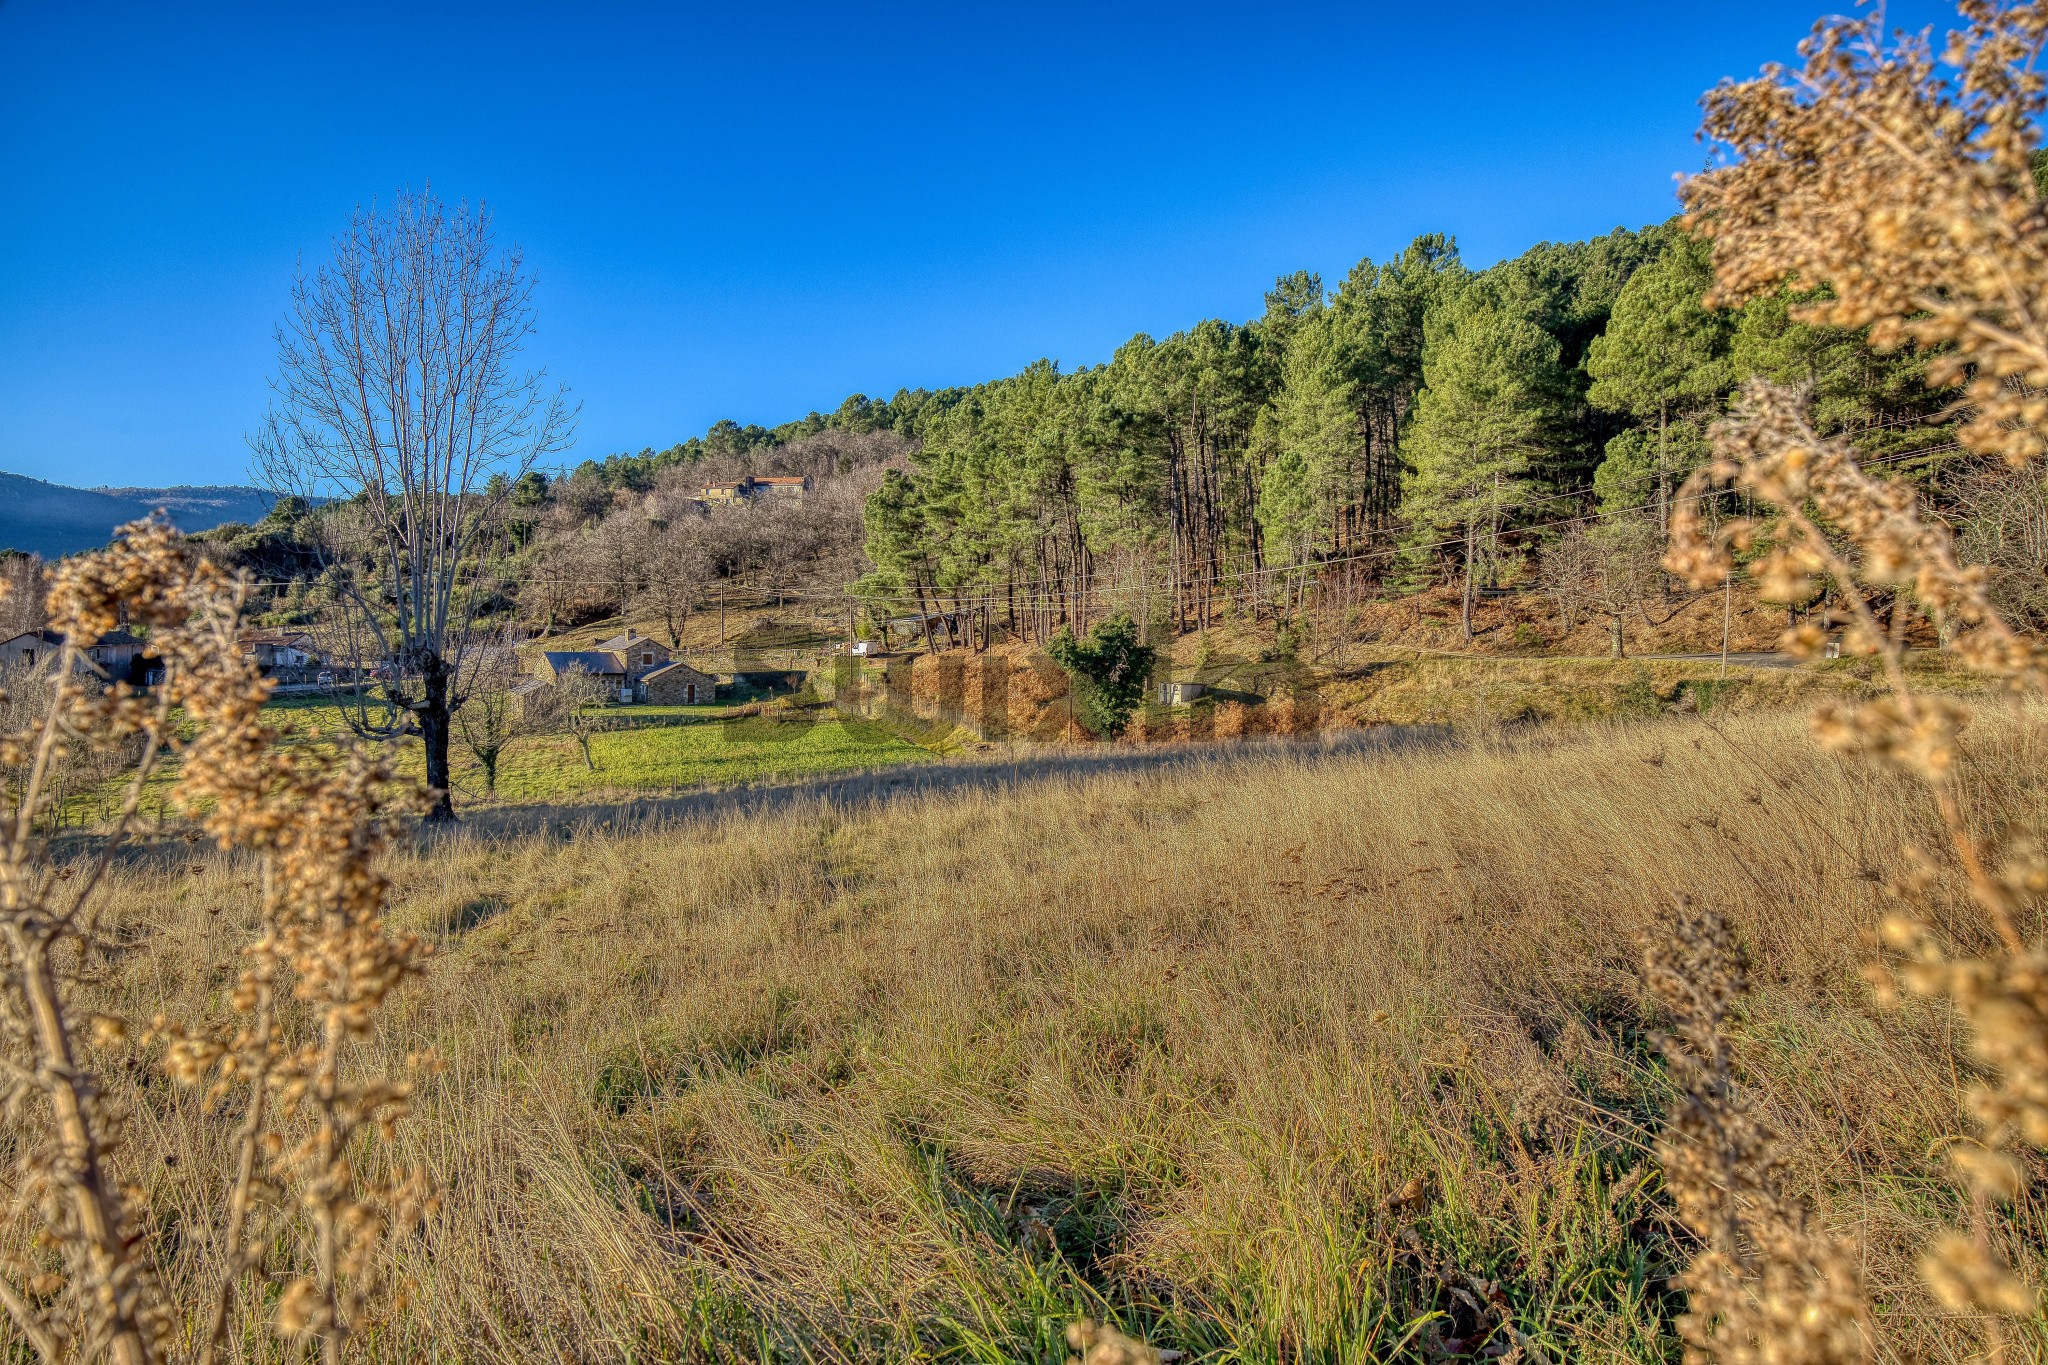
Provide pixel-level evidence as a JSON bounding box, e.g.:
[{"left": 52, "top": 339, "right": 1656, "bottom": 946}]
[{"left": 47, "top": 703, "right": 2042, "bottom": 1363}]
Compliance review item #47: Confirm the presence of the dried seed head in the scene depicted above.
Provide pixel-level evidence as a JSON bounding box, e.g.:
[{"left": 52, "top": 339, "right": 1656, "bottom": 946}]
[{"left": 1921, "top": 1232, "right": 2037, "bottom": 1316}]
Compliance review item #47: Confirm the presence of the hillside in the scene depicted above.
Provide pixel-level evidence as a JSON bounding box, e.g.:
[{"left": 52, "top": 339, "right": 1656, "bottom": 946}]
[{"left": 0, "top": 471, "right": 275, "bottom": 558}]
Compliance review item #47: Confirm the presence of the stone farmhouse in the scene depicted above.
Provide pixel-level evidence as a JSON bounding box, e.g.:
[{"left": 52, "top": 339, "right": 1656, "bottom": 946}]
[
  {"left": 0, "top": 628, "right": 157, "bottom": 685},
  {"left": 694, "top": 474, "right": 812, "bottom": 506},
  {"left": 237, "top": 629, "right": 322, "bottom": 672},
  {"left": 534, "top": 630, "right": 717, "bottom": 705}
]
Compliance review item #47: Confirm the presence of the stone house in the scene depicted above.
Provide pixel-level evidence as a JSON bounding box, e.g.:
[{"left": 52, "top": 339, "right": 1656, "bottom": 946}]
[
  {"left": 238, "top": 629, "right": 321, "bottom": 672},
  {"left": 535, "top": 631, "right": 677, "bottom": 703},
  {"left": 693, "top": 474, "right": 813, "bottom": 507},
  {"left": 0, "top": 628, "right": 156, "bottom": 684},
  {"left": 749, "top": 475, "right": 811, "bottom": 501},
  {"left": 597, "top": 630, "right": 671, "bottom": 676},
  {"left": 641, "top": 660, "right": 717, "bottom": 705}
]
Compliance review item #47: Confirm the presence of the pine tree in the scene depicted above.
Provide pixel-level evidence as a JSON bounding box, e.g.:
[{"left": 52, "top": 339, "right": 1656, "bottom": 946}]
[
  {"left": 1330, "top": 235, "right": 1468, "bottom": 538},
  {"left": 1585, "top": 232, "right": 1732, "bottom": 526},
  {"left": 1401, "top": 281, "right": 1563, "bottom": 638},
  {"left": 1729, "top": 288, "right": 1953, "bottom": 466},
  {"left": 1255, "top": 311, "right": 1361, "bottom": 566}
]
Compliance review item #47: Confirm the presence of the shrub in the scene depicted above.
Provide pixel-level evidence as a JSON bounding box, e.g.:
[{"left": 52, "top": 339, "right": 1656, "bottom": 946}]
[{"left": 1047, "top": 614, "right": 1156, "bottom": 738}]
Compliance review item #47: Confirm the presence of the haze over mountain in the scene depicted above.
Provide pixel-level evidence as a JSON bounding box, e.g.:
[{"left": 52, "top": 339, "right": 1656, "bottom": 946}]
[{"left": 0, "top": 472, "right": 276, "bottom": 559}]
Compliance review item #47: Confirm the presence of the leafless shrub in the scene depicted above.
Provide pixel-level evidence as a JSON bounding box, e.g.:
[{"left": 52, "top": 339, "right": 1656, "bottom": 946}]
[
  {"left": 0, "top": 521, "right": 428, "bottom": 1363},
  {"left": 454, "top": 638, "right": 537, "bottom": 795},
  {"left": 522, "top": 665, "right": 614, "bottom": 771}
]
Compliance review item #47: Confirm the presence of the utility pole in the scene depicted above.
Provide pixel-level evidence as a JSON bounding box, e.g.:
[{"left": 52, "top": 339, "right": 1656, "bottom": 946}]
[{"left": 1720, "top": 574, "right": 1733, "bottom": 677}]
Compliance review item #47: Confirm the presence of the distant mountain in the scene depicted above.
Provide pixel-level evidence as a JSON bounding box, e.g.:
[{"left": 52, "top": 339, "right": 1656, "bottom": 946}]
[{"left": 0, "top": 472, "right": 278, "bottom": 559}]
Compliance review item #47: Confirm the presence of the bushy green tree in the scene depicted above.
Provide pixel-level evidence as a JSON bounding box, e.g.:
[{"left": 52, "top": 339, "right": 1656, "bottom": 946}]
[
  {"left": 1046, "top": 613, "right": 1155, "bottom": 736},
  {"left": 1590, "top": 420, "right": 1714, "bottom": 516},
  {"left": 1730, "top": 288, "right": 1953, "bottom": 463},
  {"left": 1491, "top": 224, "right": 1663, "bottom": 487},
  {"left": 1255, "top": 311, "right": 1361, "bottom": 565},
  {"left": 1585, "top": 232, "right": 1732, "bottom": 522},
  {"left": 1328, "top": 234, "right": 1468, "bottom": 533},
  {"left": 1400, "top": 281, "right": 1566, "bottom": 637}
]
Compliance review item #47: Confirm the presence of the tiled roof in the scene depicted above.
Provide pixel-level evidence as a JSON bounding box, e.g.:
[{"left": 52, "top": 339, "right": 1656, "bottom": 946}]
[{"left": 642, "top": 660, "right": 714, "bottom": 682}]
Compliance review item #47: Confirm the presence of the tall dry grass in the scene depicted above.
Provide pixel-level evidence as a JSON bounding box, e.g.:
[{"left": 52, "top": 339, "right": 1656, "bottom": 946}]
[{"left": 38, "top": 706, "right": 2046, "bottom": 1361}]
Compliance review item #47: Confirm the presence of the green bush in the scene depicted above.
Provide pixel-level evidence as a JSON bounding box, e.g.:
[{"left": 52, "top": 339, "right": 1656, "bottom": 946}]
[{"left": 1047, "top": 613, "right": 1156, "bottom": 737}]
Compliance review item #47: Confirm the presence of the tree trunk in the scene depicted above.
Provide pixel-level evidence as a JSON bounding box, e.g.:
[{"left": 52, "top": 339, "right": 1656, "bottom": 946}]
[
  {"left": 420, "top": 661, "right": 455, "bottom": 822},
  {"left": 1657, "top": 401, "right": 1670, "bottom": 535},
  {"left": 1610, "top": 613, "right": 1625, "bottom": 659},
  {"left": 1460, "top": 522, "right": 1477, "bottom": 641}
]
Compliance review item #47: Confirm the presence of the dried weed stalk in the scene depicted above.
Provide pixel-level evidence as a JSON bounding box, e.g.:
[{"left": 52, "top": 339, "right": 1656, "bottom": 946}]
[
  {"left": 1660, "top": 4, "right": 2048, "bottom": 1356},
  {"left": 0, "top": 521, "right": 429, "bottom": 1364},
  {"left": 1684, "top": 1, "right": 2048, "bottom": 465},
  {"left": 1667, "top": 384, "right": 2046, "bottom": 1357},
  {"left": 1643, "top": 905, "right": 1867, "bottom": 1365}
]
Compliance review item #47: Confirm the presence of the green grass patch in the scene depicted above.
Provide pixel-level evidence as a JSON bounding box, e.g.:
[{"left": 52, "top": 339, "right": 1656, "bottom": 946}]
[{"left": 57, "top": 695, "right": 936, "bottom": 823}]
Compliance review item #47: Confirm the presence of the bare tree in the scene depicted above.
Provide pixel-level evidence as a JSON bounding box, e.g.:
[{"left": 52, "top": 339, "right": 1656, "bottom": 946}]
[
  {"left": 453, "top": 636, "right": 537, "bottom": 796},
  {"left": 254, "top": 190, "right": 573, "bottom": 820},
  {"left": 1950, "top": 460, "right": 2048, "bottom": 633},
  {"left": 525, "top": 666, "right": 613, "bottom": 771},
  {"left": 519, "top": 527, "right": 583, "bottom": 637},
  {"left": 1538, "top": 526, "right": 1598, "bottom": 635},
  {"left": 635, "top": 520, "right": 712, "bottom": 647},
  {"left": 582, "top": 510, "right": 648, "bottom": 619},
  {"left": 1540, "top": 517, "right": 1671, "bottom": 657}
]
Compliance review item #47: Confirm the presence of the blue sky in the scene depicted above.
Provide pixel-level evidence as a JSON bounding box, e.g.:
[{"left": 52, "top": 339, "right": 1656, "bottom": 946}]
[{"left": 0, "top": 1, "right": 1956, "bottom": 488}]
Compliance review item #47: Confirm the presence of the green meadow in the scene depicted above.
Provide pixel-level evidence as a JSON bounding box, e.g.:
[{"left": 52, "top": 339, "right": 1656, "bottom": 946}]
[{"left": 59, "top": 694, "right": 937, "bottom": 823}]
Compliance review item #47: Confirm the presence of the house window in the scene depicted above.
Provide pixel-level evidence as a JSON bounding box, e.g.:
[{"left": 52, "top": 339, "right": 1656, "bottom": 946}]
[{"left": 642, "top": 652, "right": 654, "bottom": 665}]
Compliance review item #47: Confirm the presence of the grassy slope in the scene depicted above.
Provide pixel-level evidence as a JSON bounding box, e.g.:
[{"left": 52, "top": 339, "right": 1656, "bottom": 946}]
[{"left": 76, "top": 707, "right": 2046, "bottom": 1362}]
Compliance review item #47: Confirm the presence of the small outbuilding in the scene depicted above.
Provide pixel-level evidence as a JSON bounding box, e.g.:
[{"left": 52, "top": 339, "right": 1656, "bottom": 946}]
[
  {"left": 641, "top": 660, "right": 717, "bottom": 706},
  {"left": 0, "top": 629, "right": 63, "bottom": 671},
  {"left": 1158, "top": 680, "right": 1206, "bottom": 706}
]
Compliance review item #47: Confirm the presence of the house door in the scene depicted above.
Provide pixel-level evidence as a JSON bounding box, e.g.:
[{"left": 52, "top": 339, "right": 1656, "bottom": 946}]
[{"left": 686, "top": 683, "right": 696, "bottom": 703}]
